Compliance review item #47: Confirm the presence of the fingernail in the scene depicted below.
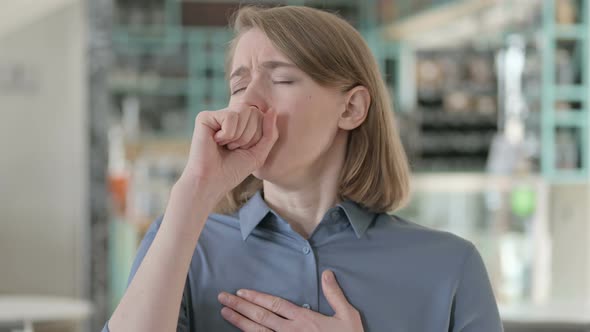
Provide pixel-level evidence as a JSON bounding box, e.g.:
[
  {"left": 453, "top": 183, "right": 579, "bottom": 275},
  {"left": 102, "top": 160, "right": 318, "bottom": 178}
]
[
  {"left": 218, "top": 292, "right": 227, "bottom": 302},
  {"left": 237, "top": 289, "right": 245, "bottom": 297},
  {"left": 324, "top": 270, "right": 334, "bottom": 283}
]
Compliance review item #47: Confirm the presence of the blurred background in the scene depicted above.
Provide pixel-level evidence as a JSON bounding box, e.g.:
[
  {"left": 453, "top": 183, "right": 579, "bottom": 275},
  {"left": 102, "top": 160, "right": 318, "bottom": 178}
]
[{"left": 0, "top": 0, "right": 589, "bottom": 331}]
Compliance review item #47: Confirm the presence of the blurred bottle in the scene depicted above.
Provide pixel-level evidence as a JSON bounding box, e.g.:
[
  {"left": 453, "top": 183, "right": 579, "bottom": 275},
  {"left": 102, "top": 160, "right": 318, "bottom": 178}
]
[
  {"left": 122, "top": 96, "right": 140, "bottom": 141},
  {"left": 107, "top": 125, "right": 128, "bottom": 217}
]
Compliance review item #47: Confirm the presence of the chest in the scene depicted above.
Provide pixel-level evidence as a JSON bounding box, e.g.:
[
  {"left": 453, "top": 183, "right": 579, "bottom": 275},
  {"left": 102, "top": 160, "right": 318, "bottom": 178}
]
[{"left": 188, "top": 238, "right": 455, "bottom": 331}]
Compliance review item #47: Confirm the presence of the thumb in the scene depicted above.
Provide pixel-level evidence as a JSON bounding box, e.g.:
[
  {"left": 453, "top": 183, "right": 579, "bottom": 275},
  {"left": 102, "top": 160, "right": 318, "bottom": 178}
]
[
  {"left": 321, "top": 270, "right": 353, "bottom": 317},
  {"left": 244, "top": 108, "right": 279, "bottom": 163}
]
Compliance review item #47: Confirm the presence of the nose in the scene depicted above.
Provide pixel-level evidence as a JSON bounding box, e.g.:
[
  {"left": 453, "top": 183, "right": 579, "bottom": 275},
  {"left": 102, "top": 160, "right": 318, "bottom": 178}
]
[{"left": 233, "top": 79, "right": 270, "bottom": 113}]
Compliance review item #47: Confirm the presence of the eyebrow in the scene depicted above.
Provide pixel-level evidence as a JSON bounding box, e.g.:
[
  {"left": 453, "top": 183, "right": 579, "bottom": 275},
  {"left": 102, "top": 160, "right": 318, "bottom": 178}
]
[{"left": 229, "top": 61, "right": 297, "bottom": 80}]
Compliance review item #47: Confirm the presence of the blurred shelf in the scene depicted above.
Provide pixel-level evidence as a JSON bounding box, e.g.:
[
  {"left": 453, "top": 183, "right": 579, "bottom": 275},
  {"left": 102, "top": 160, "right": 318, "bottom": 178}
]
[
  {"left": 125, "top": 135, "right": 191, "bottom": 162},
  {"left": 555, "top": 85, "right": 586, "bottom": 102},
  {"left": 541, "top": 0, "right": 589, "bottom": 182},
  {"left": 501, "top": 301, "right": 590, "bottom": 326},
  {"left": 384, "top": 0, "right": 494, "bottom": 39},
  {"left": 112, "top": 27, "right": 183, "bottom": 54},
  {"left": 109, "top": 75, "right": 188, "bottom": 96},
  {"left": 179, "top": 0, "right": 353, "bottom": 4},
  {"left": 411, "top": 172, "right": 524, "bottom": 192},
  {"left": 420, "top": 110, "right": 497, "bottom": 126},
  {"left": 540, "top": 169, "right": 589, "bottom": 184},
  {"left": 0, "top": 296, "right": 93, "bottom": 323},
  {"left": 555, "top": 24, "right": 586, "bottom": 40},
  {"left": 555, "top": 110, "right": 588, "bottom": 128},
  {"left": 410, "top": 108, "right": 497, "bottom": 172}
]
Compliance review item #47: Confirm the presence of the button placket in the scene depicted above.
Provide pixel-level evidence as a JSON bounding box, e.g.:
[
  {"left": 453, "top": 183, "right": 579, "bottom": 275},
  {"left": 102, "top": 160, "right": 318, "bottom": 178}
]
[
  {"left": 302, "top": 246, "right": 311, "bottom": 255},
  {"left": 299, "top": 240, "right": 317, "bottom": 312}
]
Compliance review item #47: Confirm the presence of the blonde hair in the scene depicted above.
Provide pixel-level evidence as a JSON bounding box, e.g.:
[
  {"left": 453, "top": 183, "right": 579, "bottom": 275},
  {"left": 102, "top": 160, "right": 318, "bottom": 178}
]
[{"left": 215, "top": 5, "right": 410, "bottom": 214}]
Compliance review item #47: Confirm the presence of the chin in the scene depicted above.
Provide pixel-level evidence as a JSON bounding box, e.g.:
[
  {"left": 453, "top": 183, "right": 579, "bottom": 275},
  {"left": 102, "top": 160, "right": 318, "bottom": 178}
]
[{"left": 252, "top": 157, "right": 295, "bottom": 185}]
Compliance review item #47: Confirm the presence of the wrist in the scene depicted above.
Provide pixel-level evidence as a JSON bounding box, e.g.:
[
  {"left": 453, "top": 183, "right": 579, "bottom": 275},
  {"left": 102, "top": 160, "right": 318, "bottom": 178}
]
[{"left": 172, "top": 175, "right": 223, "bottom": 211}]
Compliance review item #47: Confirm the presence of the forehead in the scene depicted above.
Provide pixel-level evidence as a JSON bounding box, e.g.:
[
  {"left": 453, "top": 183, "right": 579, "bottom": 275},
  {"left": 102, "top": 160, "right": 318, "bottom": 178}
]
[{"left": 232, "top": 29, "right": 290, "bottom": 66}]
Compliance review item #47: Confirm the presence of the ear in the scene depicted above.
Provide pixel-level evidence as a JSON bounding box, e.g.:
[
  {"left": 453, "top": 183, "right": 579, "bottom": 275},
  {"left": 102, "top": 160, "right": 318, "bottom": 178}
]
[{"left": 338, "top": 85, "right": 370, "bottom": 131}]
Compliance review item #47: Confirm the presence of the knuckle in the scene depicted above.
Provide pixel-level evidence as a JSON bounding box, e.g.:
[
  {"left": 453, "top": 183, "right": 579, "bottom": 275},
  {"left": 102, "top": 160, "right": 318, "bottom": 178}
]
[
  {"left": 227, "top": 296, "right": 239, "bottom": 308},
  {"left": 236, "top": 136, "right": 251, "bottom": 145},
  {"left": 224, "top": 309, "right": 235, "bottom": 319},
  {"left": 270, "top": 297, "right": 282, "bottom": 313},
  {"left": 195, "top": 111, "right": 208, "bottom": 123},
  {"left": 230, "top": 314, "right": 242, "bottom": 324},
  {"left": 254, "top": 309, "right": 269, "bottom": 323}
]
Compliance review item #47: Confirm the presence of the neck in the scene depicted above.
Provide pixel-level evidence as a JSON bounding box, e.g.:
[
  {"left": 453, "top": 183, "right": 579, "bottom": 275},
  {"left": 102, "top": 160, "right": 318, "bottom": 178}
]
[{"left": 262, "top": 132, "right": 347, "bottom": 239}]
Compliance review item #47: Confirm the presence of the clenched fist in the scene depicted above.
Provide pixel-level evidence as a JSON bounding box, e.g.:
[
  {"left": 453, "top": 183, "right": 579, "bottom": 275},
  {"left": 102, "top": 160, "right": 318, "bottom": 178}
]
[{"left": 179, "top": 104, "right": 279, "bottom": 200}]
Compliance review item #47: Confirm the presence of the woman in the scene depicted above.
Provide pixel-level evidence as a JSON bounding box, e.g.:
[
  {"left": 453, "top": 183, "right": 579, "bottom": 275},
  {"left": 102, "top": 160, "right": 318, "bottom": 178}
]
[{"left": 105, "top": 5, "right": 502, "bottom": 332}]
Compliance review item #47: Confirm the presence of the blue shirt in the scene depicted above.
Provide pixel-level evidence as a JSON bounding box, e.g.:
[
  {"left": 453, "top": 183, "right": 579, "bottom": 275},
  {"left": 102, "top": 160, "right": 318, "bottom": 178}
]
[{"left": 104, "top": 190, "right": 503, "bottom": 331}]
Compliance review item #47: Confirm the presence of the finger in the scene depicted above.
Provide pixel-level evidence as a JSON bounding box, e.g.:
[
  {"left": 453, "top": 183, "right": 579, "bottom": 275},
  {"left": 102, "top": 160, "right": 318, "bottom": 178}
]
[
  {"left": 246, "top": 108, "right": 279, "bottom": 163},
  {"left": 220, "top": 307, "right": 273, "bottom": 332},
  {"left": 321, "top": 270, "right": 354, "bottom": 318},
  {"left": 226, "top": 106, "right": 254, "bottom": 148},
  {"left": 241, "top": 111, "right": 264, "bottom": 150},
  {"left": 225, "top": 108, "right": 278, "bottom": 172},
  {"left": 228, "top": 107, "right": 261, "bottom": 150},
  {"left": 213, "top": 111, "right": 239, "bottom": 145},
  {"left": 195, "top": 110, "right": 221, "bottom": 132},
  {"left": 236, "top": 289, "right": 300, "bottom": 320},
  {"left": 218, "top": 292, "right": 285, "bottom": 330}
]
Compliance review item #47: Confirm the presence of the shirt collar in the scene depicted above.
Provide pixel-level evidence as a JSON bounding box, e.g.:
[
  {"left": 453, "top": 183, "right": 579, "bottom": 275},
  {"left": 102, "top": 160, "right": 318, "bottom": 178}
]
[
  {"left": 337, "top": 199, "right": 377, "bottom": 239},
  {"left": 238, "top": 190, "right": 271, "bottom": 241},
  {"left": 238, "top": 190, "right": 377, "bottom": 240}
]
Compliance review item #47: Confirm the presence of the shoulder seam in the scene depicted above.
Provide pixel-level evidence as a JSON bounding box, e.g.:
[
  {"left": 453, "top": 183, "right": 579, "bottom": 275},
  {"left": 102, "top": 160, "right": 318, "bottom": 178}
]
[{"left": 455, "top": 242, "right": 477, "bottom": 288}]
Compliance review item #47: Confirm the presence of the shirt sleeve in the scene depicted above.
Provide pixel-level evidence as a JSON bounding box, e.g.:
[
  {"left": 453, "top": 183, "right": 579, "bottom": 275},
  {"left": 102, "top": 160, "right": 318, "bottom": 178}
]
[
  {"left": 102, "top": 216, "right": 192, "bottom": 332},
  {"left": 450, "top": 244, "right": 504, "bottom": 332}
]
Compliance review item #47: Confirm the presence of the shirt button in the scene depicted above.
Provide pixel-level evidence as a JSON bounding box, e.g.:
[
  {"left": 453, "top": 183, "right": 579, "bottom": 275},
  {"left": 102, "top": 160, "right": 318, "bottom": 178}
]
[
  {"left": 302, "top": 246, "right": 311, "bottom": 255},
  {"left": 302, "top": 303, "right": 311, "bottom": 309}
]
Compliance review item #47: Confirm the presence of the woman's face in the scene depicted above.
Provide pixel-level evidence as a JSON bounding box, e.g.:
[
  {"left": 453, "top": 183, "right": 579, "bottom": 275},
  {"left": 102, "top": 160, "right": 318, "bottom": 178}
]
[{"left": 229, "top": 28, "right": 347, "bottom": 185}]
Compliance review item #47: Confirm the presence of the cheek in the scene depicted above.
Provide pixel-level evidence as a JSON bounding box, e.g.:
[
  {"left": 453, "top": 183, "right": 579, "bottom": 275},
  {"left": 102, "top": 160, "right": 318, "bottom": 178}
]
[
  {"left": 275, "top": 98, "right": 337, "bottom": 154},
  {"left": 275, "top": 95, "right": 318, "bottom": 142}
]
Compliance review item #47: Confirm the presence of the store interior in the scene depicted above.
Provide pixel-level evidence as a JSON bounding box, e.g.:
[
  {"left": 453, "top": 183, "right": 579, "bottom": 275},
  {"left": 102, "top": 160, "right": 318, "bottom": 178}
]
[{"left": 1, "top": 0, "right": 590, "bottom": 331}]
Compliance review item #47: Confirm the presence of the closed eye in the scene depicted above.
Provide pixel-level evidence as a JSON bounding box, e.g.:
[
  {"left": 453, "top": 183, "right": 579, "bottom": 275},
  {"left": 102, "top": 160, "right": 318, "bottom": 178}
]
[
  {"left": 231, "top": 81, "right": 294, "bottom": 95},
  {"left": 231, "top": 87, "right": 246, "bottom": 95}
]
